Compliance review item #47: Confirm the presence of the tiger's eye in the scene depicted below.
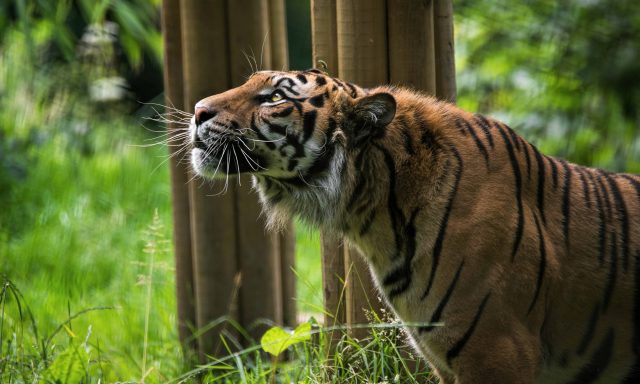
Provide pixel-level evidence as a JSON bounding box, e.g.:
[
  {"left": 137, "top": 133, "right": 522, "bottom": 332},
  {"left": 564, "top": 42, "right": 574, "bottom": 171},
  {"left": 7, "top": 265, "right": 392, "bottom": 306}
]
[{"left": 270, "top": 93, "right": 283, "bottom": 102}]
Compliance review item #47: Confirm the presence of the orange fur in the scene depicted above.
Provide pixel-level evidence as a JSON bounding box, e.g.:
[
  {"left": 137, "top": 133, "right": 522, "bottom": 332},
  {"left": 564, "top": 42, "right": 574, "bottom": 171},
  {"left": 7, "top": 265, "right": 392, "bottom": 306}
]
[{"left": 189, "top": 70, "right": 640, "bottom": 383}]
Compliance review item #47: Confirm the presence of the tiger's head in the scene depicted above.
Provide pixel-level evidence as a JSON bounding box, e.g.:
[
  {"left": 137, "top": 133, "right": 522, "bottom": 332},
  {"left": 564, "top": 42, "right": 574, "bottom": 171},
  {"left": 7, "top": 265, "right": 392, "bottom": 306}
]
[{"left": 190, "top": 70, "right": 397, "bottom": 229}]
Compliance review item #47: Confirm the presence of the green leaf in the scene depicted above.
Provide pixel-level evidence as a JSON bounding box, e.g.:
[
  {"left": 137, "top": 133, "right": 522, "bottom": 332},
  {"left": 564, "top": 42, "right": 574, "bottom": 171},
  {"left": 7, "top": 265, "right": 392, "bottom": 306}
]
[{"left": 260, "top": 322, "right": 311, "bottom": 357}]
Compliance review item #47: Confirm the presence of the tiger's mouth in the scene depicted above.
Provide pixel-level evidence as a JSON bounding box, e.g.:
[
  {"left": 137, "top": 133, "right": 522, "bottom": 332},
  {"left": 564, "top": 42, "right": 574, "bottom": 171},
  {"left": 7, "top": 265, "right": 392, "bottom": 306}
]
[{"left": 190, "top": 121, "right": 265, "bottom": 178}]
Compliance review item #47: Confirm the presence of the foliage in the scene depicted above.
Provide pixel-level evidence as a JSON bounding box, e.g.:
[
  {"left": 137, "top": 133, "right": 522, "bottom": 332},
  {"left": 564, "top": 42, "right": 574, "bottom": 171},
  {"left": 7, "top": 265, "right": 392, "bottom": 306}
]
[
  {"left": 177, "top": 315, "right": 434, "bottom": 384},
  {"left": 261, "top": 322, "right": 311, "bottom": 357},
  {"left": 0, "top": 0, "right": 161, "bottom": 68},
  {"left": 456, "top": 0, "right": 640, "bottom": 171}
]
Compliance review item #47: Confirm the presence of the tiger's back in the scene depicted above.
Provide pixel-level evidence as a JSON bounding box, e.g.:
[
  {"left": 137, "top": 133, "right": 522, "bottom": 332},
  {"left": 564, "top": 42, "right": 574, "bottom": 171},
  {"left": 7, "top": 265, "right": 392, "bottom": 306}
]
[{"left": 188, "top": 70, "right": 640, "bottom": 383}]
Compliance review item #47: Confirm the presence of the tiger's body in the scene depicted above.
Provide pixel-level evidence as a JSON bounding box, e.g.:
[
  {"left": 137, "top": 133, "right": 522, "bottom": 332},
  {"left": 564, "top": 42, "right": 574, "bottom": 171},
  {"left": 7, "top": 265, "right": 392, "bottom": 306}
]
[{"left": 189, "top": 70, "right": 640, "bottom": 383}]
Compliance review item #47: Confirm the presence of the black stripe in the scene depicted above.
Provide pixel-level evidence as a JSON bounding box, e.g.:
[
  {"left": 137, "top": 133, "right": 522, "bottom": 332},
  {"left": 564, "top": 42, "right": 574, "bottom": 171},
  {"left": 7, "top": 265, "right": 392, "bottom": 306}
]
[
  {"left": 603, "top": 172, "right": 630, "bottom": 271},
  {"left": 415, "top": 113, "right": 441, "bottom": 154},
  {"left": 421, "top": 130, "right": 438, "bottom": 150},
  {"left": 386, "top": 208, "right": 420, "bottom": 299},
  {"left": 595, "top": 174, "right": 615, "bottom": 272},
  {"left": 504, "top": 124, "right": 522, "bottom": 152},
  {"left": 532, "top": 145, "right": 547, "bottom": 224},
  {"left": 475, "top": 115, "right": 495, "bottom": 149},
  {"left": 282, "top": 85, "right": 300, "bottom": 96},
  {"left": 496, "top": 124, "right": 524, "bottom": 261},
  {"left": 305, "top": 145, "right": 334, "bottom": 176},
  {"left": 603, "top": 232, "right": 617, "bottom": 311},
  {"left": 271, "top": 106, "right": 294, "bottom": 118},
  {"left": 456, "top": 118, "right": 489, "bottom": 167},
  {"left": 345, "top": 82, "right": 358, "bottom": 98},
  {"left": 528, "top": 212, "right": 546, "bottom": 315},
  {"left": 577, "top": 167, "right": 592, "bottom": 209},
  {"left": 373, "top": 144, "right": 405, "bottom": 261},
  {"left": 267, "top": 123, "right": 287, "bottom": 136},
  {"left": 308, "top": 94, "right": 324, "bottom": 108},
  {"left": 576, "top": 303, "right": 601, "bottom": 356},
  {"left": 420, "top": 260, "right": 465, "bottom": 333},
  {"left": 566, "top": 329, "right": 615, "bottom": 384},
  {"left": 325, "top": 117, "right": 337, "bottom": 143},
  {"left": 332, "top": 77, "right": 346, "bottom": 89},
  {"left": 305, "top": 69, "right": 323, "bottom": 74},
  {"left": 591, "top": 171, "right": 607, "bottom": 265},
  {"left": 446, "top": 293, "right": 491, "bottom": 365},
  {"left": 295, "top": 73, "right": 308, "bottom": 84},
  {"left": 359, "top": 209, "right": 376, "bottom": 236},
  {"left": 287, "top": 158, "right": 298, "bottom": 172},
  {"left": 304, "top": 119, "right": 337, "bottom": 176},
  {"left": 422, "top": 147, "right": 463, "bottom": 300},
  {"left": 399, "top": 118, "right": 416, "bottom": 156},
  {"left": 290, "top": 99, "right": 304, "bottom": 114},
  {"left": 521, "top": 138, "right": 531, "bottom": 180},
  {"left": 596, "top": 175, "right": 614, "bottom": 224},
  {"left": 560, "top": 160, "right": 572, "bottom": 246},
  {"left": 347, "top": 150, "right": 369, "bottom": 211},
  {"left": 547, "top": 156, "right": 559, "bottom": 189},
  {"left": 274, "top": 77, "right": 294, "bottom": 88},
  {"left": 250, "top": 114, "right": 276, "bottom": 150},
  {"left": 315, "top": 75, "right": 327, "bottom": 86},
  {"left": 302, "top": 110, "right": 317, "bottom": 142}
]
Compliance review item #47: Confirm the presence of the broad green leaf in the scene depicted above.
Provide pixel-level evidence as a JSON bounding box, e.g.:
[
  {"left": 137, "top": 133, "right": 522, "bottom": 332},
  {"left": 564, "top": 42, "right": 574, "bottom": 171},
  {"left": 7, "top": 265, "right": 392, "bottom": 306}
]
[{"left": 260, "top": 322, "right": 311, "bottom": 357}]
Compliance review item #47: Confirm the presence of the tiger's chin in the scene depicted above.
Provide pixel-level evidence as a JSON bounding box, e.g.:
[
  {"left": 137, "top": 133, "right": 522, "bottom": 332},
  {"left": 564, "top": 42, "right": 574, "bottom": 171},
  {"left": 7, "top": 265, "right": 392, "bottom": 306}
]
[{"left": 190, "top": 147, "right": 265, "bottom": 179}]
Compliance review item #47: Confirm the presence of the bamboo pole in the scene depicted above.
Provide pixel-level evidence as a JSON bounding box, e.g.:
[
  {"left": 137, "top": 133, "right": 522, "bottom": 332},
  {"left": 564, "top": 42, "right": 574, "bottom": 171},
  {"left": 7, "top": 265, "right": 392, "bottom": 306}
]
[
  {"left": 180, "top": 0, "right": 238, "bottom": 360},
  {"left": 267, "top": 0, "right": 297, "bottom": 328},
  {"left": 319, "top": 232, "right": 346, "bottom": 348},
  {"left": 160, "top": 0, "right": 196, "bottom": 352},
  {"left": 268, "top": 0, "right": 288, "bottom": 72},
  {"left": 226, "top": 0, "right": 293, "bottom": 340},
  {"left": 434, "top": 0, "right": 457, "bottom": 102},
  {"left": 336, "top": 0, "right": 387, "bottom": 87},
  {"left": 311, "top": 0, "right": 346, "bottom": 338},
  {"left": 311, "top": 0, "right": 338, "bottom": 74},
  {"left": 388, "top": 0, "right": 436, "bottom": 93},
  {"left": 336, "top": 0, "right": 388, "bottom": 339}
]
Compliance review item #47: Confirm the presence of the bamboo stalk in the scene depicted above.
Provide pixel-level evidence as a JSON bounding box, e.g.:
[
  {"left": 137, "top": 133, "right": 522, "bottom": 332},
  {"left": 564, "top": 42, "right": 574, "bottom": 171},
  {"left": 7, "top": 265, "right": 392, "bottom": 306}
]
[
  {"left": 226, "top": 0, "right": 284, "bottom": 341},
  {"left": 268, "top": 0, "right": 289, "bottom": 72},
  {"left": 388, "top": 0, "right": 436, "bottom": 93},
  {"left": 268, "top": 0, "right": 297, "bottom": 328},
  {"left": 434, "top": 0, "right": 457, "bottom": 102},
  {"left": 312, "top": 0, "right": 348, "bottom": 343},
  {"left": 336, "top": 0, "right": 387, "bottom": 87},
  {"left": 311, "top": 0, "right": 338, "bottom": 74},
  {"left": 336, "top": 0, "right": 388, "bottom": 339},
  {"left": 160, "top": 0, "right": 196, "bottom": 353},
  {"left": 180, "top": 0, "right": 238, "bottom": 361},
  {"left": 320, "top": 232, "right": 347, "bottom": 349}
]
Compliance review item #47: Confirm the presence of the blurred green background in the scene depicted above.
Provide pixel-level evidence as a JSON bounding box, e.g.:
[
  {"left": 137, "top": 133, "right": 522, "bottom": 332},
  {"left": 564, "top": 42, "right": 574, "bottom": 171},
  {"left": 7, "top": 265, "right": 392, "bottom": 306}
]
[{"left": 1, "top": 0, "right": 639, "bottom": 382}]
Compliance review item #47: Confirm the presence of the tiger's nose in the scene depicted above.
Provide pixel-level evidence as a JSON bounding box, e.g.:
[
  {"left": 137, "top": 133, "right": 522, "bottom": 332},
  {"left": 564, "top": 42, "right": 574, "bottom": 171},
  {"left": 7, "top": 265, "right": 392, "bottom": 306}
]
[{"left": 194, "top": 106, "right": 217, "bottom": 125}]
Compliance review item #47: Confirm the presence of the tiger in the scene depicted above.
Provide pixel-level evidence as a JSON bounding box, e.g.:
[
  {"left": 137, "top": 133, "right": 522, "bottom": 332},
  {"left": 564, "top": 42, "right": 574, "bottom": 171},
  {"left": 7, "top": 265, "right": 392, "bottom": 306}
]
[{"left": 188, "top": 69, "right": 640, "bottom": 383}]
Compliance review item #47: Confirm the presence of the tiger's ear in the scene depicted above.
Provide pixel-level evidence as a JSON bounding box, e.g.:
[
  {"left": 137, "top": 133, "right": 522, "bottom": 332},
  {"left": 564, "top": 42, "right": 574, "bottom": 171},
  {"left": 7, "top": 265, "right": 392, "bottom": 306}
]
[{"left": 349, "top": 92, "right": 396, "bottom": 144}]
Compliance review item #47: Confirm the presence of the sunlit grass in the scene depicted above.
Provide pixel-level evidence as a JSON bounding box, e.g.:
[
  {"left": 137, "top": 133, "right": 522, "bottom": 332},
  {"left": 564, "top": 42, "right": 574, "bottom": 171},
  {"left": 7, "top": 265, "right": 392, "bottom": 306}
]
[{"left": 0, "top": 122, "right": 184, "bottom": 382}]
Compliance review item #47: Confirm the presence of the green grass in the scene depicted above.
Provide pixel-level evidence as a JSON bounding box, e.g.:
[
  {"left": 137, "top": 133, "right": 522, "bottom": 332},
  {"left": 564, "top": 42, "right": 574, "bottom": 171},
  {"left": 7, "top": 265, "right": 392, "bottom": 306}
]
[
  {"left": 0, "top": 114, "right": 426, "bottom": 382},
  {"left": 1, "top": 123, "right": 184, "bottom": 382}
]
